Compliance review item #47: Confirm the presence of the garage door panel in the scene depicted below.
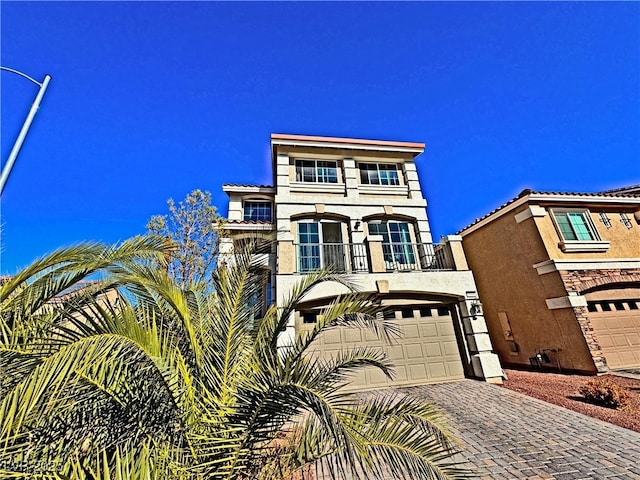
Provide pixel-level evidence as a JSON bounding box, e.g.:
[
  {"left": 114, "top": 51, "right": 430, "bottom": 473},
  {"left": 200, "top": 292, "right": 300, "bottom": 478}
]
[
  {"left": 424, "top": 342, "right": 442, "bottom": 356},
  {"left": 607, "top": 318, "right": 623, "bottom": 329},
  {"left": 367, "top": 368, "right": 389, "bottom": 386},
  {"left": 428, "top": 363, "right": 446, "bottom": 378},
  {"left": 363, "top": 329, "right": 380, "bottom": 342},
  {"left": 438, "top": 322, "right": 456, "bottom": 336},
  {"left": 408, "top": 364, "right": 428, "bottom": 381},
  {"left": 448, "top": 360, "right": 465, "bottom": 376},
  {"left": 386, "top": 344, "right": 404, "bottom": 359},
  {"left": 598, "top": 335, "right": 615, "bottom": 348},
  {"left": 403, "top": 324, "right": 420, "bottom": 338},
  {"left": 442, "top": 341, "right": 461, "bottom": 356},
  {"left": 622, "top": 317, "right": 638, "bottom": 328},
  {"left": 612, "top": 334, "right": 630, "bottom": 347},
  {"left": 405, "top": 343, "right": 424, "bottom": 359},
  {"left": 588, "top": 301, "right": 640, "bottom": 369},
  {"left": 420, "top": 324, "right": 439, "bottom": 337},
  {"left": 392, "top": 365, "right": 408, "bottom": 382},
  {"left": 322, "top": 330, "right": 342, "bottom": 345},
  {"left": 619, "top": 351, "right": 639, "bottom": 365},
  {"left": 343, "top": 329, "right": 362, "bottom": 343}
]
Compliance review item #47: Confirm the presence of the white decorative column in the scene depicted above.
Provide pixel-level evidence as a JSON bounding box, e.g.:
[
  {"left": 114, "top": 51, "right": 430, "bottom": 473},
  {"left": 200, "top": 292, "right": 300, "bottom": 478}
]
[
  {"left": 343, "top": 157, "right": 359, "bottom": 199},
  {"left": 459, "top": 294, "right": 504, "bottom": 383}
]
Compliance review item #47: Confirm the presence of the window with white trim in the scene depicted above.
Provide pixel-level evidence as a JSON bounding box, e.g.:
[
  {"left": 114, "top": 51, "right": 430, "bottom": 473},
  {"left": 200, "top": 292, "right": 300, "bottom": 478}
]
[
  {"left": 295, "top": 160, "right": 338, "bottom": 183},
  {"left": 552, "top": 210, "right": 600, "bottom": 241},
  {"left": 296, "top": 221, "right": 346, "bottom": 273},
  {"left": 243, "top": 201, "right": 272, "bottom": 222},
  {"left": 359, "top": 163, "right": 400, "bottom": 186},
  {"left": 368, "top": 221, "right": 416, "bottom": 267}
]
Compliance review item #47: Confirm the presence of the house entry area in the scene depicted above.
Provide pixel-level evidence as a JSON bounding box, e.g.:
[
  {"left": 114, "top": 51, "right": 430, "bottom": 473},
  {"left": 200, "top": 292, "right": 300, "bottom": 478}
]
[{"left": 297, "top": 301, "right": 466, "bottom": 391}]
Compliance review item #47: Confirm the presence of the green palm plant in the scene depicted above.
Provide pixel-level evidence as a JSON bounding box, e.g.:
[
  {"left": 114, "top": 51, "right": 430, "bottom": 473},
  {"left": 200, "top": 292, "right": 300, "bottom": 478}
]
[{"left": 0, "top": 237, "right": 474, "bottom": 479}]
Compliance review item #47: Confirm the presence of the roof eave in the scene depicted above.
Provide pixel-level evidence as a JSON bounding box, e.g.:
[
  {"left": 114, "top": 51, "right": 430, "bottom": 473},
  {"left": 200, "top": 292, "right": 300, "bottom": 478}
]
[
  {"left": 270, "top": 133, "right": 425, "bottom": 157},
  {"left": 222, "top": 184, "right": 276, "bottom": 195}
]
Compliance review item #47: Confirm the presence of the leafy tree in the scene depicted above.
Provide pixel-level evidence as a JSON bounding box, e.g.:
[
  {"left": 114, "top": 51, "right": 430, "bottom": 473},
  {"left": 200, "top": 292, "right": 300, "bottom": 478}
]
[
  {"left": 146, "top": 189, "right": 223, "bottom": 288},
  {"left": 0, "top": 238, "right": 474, "bottom": 480}
]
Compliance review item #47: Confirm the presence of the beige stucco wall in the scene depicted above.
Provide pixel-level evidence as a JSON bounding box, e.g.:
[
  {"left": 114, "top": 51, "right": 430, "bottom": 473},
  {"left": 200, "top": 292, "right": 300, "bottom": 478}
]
[{"left": 462, "top": 204, "right": 598, "bottom": 373}]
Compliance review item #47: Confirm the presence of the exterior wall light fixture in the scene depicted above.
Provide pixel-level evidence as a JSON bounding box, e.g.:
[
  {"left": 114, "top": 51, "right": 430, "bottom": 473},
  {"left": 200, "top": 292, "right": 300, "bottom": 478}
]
[{"left": 470, "top": 300, "right": 483, "bottom": 318}]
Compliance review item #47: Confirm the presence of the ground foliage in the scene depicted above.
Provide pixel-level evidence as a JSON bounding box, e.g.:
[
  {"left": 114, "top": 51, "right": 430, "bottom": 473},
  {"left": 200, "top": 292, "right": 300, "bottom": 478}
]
[
  {"left": 0, "top": 236, "right": 473, "bottom": 479},
  {"left": 502, "top": 369, "right": 640, "bottom": 433}
]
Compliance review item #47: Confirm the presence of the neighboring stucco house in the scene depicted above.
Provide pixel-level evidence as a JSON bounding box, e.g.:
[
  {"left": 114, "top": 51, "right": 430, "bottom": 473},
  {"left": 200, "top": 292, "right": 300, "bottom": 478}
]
[
  {"left": 458, "top": 188, "right": 640, "bottom": 374},
  {"left": 221, "top": 133, "right": 503, "bottom": 390}
]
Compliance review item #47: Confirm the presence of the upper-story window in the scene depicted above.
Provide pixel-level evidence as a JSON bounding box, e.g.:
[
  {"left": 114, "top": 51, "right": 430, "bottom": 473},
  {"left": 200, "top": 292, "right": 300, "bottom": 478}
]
[
  {"left": 243, "top": 201, "right": 272, "bottom": 222},
  {"left": 552, "top": 210, "right": 599, "bottom": 241},
  {"left": 359, "top": 163, "right": 400, "bottom": 186},
  {"left": 295, "top": 160, "right": 338, "bottom": 183}
]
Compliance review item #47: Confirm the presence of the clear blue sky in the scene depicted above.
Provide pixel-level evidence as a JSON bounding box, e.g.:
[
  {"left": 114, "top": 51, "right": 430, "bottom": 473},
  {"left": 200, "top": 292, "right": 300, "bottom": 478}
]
[{"left": 1, "top": 1, "right": 639, "bottom": 274}]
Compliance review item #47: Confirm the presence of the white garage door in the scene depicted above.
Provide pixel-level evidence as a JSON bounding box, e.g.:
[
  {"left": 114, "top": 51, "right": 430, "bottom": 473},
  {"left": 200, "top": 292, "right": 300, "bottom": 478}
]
[
  {"left": 588, "top": 299, "right": 640, "bottom": 370},
  {"left": 298, "top": 305, "right": 465, "bottom": 391}
]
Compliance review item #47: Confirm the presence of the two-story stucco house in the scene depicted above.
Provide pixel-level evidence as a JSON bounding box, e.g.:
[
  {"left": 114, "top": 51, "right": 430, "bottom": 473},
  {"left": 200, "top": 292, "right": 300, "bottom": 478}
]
[
  {"left": 221, "top": 133, "right": 502, "bottom": 390},
  {"left": 459, "top": 188, "right": 640, "bottom": 374}
]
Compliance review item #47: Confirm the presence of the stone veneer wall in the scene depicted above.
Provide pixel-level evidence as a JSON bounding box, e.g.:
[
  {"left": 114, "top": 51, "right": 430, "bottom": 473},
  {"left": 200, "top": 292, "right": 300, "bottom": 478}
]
[{"left": 559, "top": 268, "right": 640, "bottom": 373}]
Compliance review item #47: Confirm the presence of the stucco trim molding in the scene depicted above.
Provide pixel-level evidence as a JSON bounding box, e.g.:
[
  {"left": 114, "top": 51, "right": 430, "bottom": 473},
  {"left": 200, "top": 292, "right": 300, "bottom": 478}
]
[
  {"left": 290, "top": 182, "right": 345, "bottom": 194},
  {"left": 559, "top": 240, "right": 610, "bottom": 253},
  {"left": 545, "top": 295, "right": 588, "bottom": 310},
  {"left": 534, "top": 258, "right": 640, "bottom": 275},
  {"left": 223, "top": 223, "right": 275, "bottom": 232},
  {"left": 359, "top": 184, "right": 409, "bottom": 196},
  {"left": 222, "top": 185, "right": 276, "bottom": 194},
  {"left": 514, "top": 205, "right": 547, "bottom": 223}
]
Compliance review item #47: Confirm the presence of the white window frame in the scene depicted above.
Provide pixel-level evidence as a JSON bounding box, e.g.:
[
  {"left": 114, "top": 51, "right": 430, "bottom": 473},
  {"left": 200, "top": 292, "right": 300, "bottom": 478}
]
[
  {"left": 243, "top": 200, "right": 272, "bottom": 222},
  {"left": 294, "top": 159, "right": 339, "bottom": 184},
  {"left": 552, "top": 209, "right": 600, "bottom": 241},
  {"left": 550, "top": 208, "right": 609, "bottom": 253},
  {"left": 367, "top": 220, "right": 418, "bottom": 269},
  {"left": 359, "top": 163, "right": 400, "bottom": 186},
  {"left": 296, "top": 219, "right": 347, "bottom": 273}
]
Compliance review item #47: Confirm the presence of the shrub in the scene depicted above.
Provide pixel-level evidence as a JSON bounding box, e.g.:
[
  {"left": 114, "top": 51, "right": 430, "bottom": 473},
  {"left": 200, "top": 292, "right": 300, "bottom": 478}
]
[{"left": 578, "top": 378, "right": 629, "bottom": 409}]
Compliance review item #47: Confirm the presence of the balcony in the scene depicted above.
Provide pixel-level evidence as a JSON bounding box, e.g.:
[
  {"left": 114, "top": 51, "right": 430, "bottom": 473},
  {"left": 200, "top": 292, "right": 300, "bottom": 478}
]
[{"left": 292, "top": 242, "right": 455, "bottom": 274}]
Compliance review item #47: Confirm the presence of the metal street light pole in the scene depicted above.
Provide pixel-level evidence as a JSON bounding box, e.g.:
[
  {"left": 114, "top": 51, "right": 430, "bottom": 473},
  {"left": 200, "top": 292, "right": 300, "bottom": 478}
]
[{"left": 0, "top": 67, "right": 52, "bottom": 196}]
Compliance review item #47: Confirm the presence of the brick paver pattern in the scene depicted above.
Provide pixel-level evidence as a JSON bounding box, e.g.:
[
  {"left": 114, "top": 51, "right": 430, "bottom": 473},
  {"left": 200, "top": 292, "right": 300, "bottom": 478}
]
[{"left": 395, "top": 380, "right": 640, "bottom": 480}]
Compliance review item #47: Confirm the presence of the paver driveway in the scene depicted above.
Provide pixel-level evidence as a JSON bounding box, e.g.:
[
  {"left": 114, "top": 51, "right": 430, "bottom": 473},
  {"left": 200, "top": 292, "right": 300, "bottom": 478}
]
[{"left": 395, "top": 379, "right": 640, "bottom": 479}]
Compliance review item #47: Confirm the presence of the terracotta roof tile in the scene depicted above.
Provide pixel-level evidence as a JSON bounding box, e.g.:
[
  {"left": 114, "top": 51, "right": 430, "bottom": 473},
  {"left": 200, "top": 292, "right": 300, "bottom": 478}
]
[
  {"left": 222, "top": 184, "right": 273, "bottom": 189},
  {"left": 226, "top": 220, "right": 273, "bottom": 225},
  {"left": 600, "top": 184, "right": 640, "bottom": 194}
]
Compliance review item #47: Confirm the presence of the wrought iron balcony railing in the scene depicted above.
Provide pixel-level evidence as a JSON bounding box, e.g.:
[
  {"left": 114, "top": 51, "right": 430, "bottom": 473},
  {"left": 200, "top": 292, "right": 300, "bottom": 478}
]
[
  {"left": 294, "top": 242, "right": 454, "bottom": 274},
  {"left": 381, "top": 242, "right": 454, "bottom": 272},
  {"left": 296, "top": 243, "right": 368, "bottom": 273}
]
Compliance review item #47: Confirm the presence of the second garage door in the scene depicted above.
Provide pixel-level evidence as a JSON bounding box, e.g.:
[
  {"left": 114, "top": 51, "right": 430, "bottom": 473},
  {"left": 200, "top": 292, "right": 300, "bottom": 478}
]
[{"left": 588, "top": 298, "right": 640, "bottom": 370}]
